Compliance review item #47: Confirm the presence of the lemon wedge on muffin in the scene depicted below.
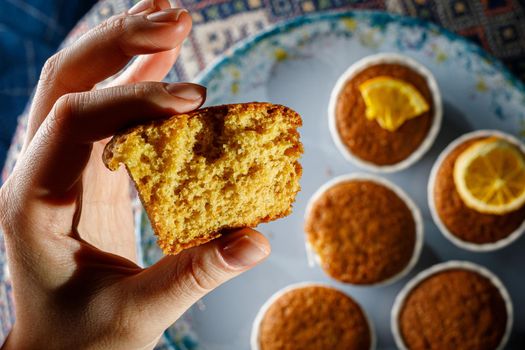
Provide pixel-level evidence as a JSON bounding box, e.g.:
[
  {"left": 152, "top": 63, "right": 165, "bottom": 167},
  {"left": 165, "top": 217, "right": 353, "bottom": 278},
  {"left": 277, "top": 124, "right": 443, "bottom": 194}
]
[
  {"left": 453, "top": 137, "right": 525, "bottom": 215},
  {"left": 358, "top": 76, "right": 429, "bottom": 132}
]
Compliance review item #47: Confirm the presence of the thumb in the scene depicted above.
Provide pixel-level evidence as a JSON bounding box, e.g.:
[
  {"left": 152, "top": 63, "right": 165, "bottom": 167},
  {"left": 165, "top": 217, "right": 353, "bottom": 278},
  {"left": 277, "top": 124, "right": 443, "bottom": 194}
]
[{"left": 129, "top": 228, "right": 270, "bottom": 330}]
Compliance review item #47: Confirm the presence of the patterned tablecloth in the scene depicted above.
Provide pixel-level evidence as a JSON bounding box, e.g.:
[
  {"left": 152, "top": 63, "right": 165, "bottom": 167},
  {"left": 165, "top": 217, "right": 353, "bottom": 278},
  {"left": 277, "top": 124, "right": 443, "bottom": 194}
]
[{"left": 1, "top": 0, "right": 525, "bottom": 346}]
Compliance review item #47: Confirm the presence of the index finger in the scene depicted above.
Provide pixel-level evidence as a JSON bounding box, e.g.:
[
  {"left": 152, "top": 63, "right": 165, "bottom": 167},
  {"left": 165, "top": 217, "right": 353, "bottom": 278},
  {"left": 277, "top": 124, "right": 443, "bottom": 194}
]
[{"left": 25, "top": 6, "right": 191, "bottom": 150}]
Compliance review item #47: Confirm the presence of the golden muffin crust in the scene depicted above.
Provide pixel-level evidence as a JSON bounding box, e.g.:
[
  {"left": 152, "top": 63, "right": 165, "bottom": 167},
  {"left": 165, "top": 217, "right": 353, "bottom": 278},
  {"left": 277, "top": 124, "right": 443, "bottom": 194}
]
[
  {"left": 399, "top": 269, "right": 508, "bottom": 350},
  {"left": 258, "top": 285, "right": 371, "bottom": 350},
  {"left": 335, "top": 63, "right": 433, "bottom": 165},
  {"left": 305, "top": 180, "right": 416, "bottom": 284},
  {"left": 104, "top": 103, "right": 303, "bottom": 254},
  {"left": 434, "top": 137, "right": 525, "bottom": 243}
]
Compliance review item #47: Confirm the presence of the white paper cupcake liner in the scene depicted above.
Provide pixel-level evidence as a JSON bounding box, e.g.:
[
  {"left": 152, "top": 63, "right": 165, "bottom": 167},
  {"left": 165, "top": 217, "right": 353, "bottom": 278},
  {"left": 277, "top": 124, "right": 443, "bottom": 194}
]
[
  {"left": 304, "top": 173, "right": 424, "bottom": 286},
  {"left": 428, "top": 129, "right": 525, "bottom": 252},
  {"left": 391, "top": 260, "right": 513, "bottom": 350},
  {"left": 328, "top": 53, "right": 443, "bottom": 173},
  {"left": 250, "top": 282, "right": 376, "bottom": 350}
]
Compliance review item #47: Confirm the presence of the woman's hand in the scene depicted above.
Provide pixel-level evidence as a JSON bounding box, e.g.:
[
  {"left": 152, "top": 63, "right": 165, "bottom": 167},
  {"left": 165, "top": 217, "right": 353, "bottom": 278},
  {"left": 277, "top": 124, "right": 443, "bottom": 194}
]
[{"left": 0, "top": 1, "right": 270, "bottom": 349}]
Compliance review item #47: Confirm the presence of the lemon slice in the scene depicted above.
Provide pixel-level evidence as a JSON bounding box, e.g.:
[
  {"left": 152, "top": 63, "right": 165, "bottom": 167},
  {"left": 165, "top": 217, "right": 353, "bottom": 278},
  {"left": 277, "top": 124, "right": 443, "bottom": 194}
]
[
  {"left": 453, "top": 138, "right": 525, "bottom": 215},
  {"left": 358, "top": 76, "right": 430, "bottom": 132}
]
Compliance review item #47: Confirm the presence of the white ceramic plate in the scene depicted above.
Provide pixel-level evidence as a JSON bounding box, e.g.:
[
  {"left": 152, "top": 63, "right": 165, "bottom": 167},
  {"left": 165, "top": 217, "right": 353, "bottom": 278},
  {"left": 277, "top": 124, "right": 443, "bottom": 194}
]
[{"left": 138, "top": 11, "right": 525, "bottom": 349}]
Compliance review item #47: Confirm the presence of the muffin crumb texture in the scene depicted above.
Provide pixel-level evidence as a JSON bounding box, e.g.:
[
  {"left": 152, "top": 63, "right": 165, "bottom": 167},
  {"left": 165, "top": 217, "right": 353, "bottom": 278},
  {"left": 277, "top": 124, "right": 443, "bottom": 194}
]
[
  {"left": 305, "top": 180, "right": 416, "bottom": 284},
  {"left": 104, "top": 103, "right": 302, "bottom": 254},
  {"left": 434, "top": 138, "right": 525, "bottom": 243},
  {"left": 399, "top": 269, "right": 507, "bottom": 350},
  {"left": 259, "top": 286, "right": 371, "bottom": 350}
]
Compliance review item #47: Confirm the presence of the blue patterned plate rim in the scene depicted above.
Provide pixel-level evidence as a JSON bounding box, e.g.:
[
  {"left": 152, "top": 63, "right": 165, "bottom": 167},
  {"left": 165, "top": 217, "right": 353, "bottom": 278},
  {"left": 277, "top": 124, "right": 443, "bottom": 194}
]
[{"left": 194, "top": 10, "right": 525, "bottom": 96}]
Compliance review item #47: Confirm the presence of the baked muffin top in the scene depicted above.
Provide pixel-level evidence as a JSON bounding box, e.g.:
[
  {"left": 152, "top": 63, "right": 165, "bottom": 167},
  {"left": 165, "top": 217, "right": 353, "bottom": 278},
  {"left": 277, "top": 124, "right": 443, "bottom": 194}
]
[
  {"left": 399, "top": 269, "right": 508, "bottom": 350},
  {"left": 434, "top": 137, "right": 525, "bottom": 243},
  {"left": 258, "top": 285, "right": 371, "bottom": 350},
  {"left": 305, "top": 180, "right": 416, "bottom": 284},
  {"left": 335, "top": 63, "right": 433, "bottom": 165}
]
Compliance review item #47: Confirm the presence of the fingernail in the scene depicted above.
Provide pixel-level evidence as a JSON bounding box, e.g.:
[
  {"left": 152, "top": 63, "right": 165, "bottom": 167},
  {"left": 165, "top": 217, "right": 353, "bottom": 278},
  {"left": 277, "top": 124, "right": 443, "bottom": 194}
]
[
  {"left": 128, "top": 0, "right": 152, "bottom": 15},
  {"left": 220, "top": 233, "right": 270, "bottom": 268},
  {"left": 147, "top": 8, "right": 188, "bottom": 22},
  {"left": 166, "top": 83, "right": 206, "bottom": 101}
]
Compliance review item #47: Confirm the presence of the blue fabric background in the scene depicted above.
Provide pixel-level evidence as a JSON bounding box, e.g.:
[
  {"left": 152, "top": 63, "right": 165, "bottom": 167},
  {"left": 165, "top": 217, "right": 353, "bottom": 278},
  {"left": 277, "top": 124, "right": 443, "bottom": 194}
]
[{"left": 0, "top": 0, "right": 96, "bottom": 167}]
